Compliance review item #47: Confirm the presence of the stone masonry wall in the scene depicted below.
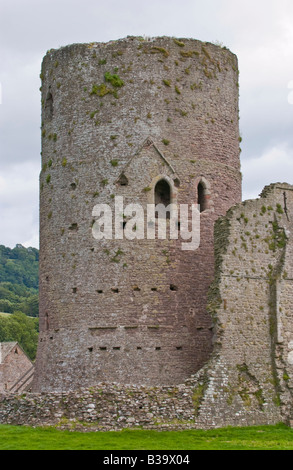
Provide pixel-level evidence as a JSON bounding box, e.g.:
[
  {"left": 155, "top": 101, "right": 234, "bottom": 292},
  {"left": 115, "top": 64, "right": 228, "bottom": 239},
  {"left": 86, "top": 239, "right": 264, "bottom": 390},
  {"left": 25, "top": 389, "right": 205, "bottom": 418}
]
[
  {"left": 0, "top": 370, "right": 281, "bottom": 431},
  {"left": 0, "top": 378, "right": 206, "bottom": 431},
  {"left": 195, "top": 183, "right": 293, "bottom": 428},
  {"left": 33, "top": 36, "right": 241, "bottom": 392},
  {"left": 2, "top": 184, "right": 293, "bottom": 430}
]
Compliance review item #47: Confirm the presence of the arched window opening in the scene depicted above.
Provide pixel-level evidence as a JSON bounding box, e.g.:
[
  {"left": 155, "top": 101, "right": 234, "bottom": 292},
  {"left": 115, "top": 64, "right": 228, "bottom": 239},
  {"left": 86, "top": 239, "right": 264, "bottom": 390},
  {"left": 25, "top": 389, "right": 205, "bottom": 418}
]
[
  {"left": 155, "top": 179, "right": 171, "bottom": 219},
  {"left": 155, "top": 179, "right": 171, "bottom": 207},
  {"left": 198, "top": 181, "right": 208, "bottom": 213}
]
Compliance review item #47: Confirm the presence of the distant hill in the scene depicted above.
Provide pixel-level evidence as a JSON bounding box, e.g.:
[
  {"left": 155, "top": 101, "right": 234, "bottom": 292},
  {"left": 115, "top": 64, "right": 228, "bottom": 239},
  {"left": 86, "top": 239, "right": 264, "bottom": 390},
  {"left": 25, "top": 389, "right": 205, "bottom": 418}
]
[{"left": 0, "top": 244, "right": 39, "bottom": 289}]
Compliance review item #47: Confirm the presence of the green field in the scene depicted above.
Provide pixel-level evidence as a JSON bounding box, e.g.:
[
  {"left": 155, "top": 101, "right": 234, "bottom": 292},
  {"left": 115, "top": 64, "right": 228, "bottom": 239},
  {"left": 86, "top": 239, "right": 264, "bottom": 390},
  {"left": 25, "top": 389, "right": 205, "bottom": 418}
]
[{"left": 0, "top": 424, "right": 293, "bottom": 450}]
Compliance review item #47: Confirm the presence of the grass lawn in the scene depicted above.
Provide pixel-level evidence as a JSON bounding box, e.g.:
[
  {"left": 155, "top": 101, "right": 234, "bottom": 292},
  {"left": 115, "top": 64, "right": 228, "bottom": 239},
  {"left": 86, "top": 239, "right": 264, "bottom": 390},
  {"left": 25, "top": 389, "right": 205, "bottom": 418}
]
[{"left": 0, "top": 424, "right": 293, "bottom": 450}]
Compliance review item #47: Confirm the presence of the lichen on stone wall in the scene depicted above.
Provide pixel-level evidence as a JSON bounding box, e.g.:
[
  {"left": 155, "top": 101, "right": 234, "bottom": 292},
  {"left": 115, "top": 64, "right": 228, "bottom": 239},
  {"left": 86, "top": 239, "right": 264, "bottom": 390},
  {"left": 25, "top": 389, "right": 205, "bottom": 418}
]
[
  {"left": 34, "top": 36, "right": 241, "bottom": 392},
  {"left": 4, "top": 36, "right": 292, "bottom": 431},
  {"left": 198, "top": 183, "right": 293, "bottom": 428}
]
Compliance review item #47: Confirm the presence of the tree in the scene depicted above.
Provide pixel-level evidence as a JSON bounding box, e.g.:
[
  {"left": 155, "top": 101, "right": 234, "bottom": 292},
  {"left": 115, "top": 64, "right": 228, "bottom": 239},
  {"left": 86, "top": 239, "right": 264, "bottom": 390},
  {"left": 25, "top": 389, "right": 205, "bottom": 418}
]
[
  {"left": 0, "top": 312, "right": 39, "bottom": 360},
  {"left": 0, "top": 244, "right": 39, "bottom": 359}
]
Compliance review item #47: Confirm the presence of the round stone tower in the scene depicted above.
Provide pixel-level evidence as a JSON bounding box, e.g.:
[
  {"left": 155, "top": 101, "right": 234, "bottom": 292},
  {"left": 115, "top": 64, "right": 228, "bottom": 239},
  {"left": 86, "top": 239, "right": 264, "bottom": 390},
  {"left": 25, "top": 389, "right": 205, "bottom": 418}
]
[{"left": 33, "top": 37, "right": 242, "bottom": 392}]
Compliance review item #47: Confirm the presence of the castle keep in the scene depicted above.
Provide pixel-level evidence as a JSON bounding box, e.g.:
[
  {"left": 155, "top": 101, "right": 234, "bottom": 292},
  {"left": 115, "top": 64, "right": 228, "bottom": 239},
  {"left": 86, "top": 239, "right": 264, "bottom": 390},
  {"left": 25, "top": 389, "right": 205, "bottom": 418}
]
[
  {"left": 2, "top": 36, "right": 292, "bottom": 431},
  {"left": 33, "top": 37, "right": 241, "bottom": 392}
]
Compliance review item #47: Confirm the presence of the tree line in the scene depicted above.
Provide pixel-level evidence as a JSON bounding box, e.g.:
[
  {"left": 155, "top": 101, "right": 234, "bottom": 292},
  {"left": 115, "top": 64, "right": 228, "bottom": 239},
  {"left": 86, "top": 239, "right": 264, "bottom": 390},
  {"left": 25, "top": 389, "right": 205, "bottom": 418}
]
[{"left": 0, "top": 244, "right": 39, "bottom": 360}]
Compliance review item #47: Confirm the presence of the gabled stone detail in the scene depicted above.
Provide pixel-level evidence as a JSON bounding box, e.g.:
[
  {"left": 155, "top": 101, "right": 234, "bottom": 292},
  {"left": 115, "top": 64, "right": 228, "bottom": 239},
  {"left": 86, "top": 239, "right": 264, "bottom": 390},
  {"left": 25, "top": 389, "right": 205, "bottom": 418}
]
[{"left": 116, "top": 137, "right": 179, "bottom": 186}]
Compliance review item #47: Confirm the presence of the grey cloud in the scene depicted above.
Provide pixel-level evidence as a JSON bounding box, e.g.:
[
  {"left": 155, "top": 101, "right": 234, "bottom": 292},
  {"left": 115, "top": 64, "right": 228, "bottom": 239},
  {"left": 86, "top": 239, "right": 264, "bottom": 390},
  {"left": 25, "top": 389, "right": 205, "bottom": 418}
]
[{"left": 1, "top": 0, "right": 293, "bottom": 247}]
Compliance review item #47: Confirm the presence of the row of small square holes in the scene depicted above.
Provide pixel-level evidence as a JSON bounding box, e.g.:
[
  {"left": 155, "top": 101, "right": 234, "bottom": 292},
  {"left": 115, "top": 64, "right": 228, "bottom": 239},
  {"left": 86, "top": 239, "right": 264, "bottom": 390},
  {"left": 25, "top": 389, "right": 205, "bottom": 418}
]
[
  {"left": 89, "top": 346, "right": 183, "bottom": 352},
  {"left": 73, "top": 286, "right": 178, "bottom": 294}
]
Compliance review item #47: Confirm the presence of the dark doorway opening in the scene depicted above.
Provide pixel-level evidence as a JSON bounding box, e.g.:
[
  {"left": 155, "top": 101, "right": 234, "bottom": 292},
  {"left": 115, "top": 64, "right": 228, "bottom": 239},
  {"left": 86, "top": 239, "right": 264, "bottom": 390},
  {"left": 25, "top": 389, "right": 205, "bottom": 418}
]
[
  {"left": 155, "top": 179, "right": 171, "bottom": 206},
  {"left": 155, "top": 179, "right": 171, "bottom": 219}
]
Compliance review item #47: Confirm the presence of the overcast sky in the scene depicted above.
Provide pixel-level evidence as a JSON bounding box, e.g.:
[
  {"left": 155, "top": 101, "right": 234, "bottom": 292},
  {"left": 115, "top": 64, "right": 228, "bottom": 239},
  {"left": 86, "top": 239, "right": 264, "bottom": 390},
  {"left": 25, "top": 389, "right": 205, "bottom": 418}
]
[{"left": 0, "top": 0, "right": 293, "bottom": 248}]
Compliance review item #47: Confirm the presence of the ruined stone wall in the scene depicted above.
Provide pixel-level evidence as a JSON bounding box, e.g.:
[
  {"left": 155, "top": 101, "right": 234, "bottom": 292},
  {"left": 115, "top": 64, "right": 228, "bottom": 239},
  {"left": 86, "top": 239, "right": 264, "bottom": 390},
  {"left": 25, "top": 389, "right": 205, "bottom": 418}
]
[
  {"left": 34, "top": 36, "right": 241, "bottom": 392},
  {"left": 195, "top": 183, "right": 293, "bottom": 428},
  {"left": 3, "top": 184, "right": 293, "bottom": 429},
  {"left": 0, "top": 380, "right": 201, "bottom": 431},
  {"left": 0, "top": 371, "right": 280, "bottom": 431}
]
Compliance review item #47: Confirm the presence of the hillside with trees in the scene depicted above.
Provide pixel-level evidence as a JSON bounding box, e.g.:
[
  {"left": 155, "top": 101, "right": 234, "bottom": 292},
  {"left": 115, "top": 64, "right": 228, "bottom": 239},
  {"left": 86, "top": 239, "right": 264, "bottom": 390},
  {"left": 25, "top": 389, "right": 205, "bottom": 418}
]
[{"left": 0, "top": 244, "right": 39, "bottom": 360}]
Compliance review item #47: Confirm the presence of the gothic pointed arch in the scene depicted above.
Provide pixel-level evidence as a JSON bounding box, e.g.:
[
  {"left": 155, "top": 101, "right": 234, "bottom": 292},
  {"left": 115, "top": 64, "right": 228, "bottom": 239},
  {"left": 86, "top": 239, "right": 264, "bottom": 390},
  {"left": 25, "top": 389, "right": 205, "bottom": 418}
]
[
  {"left": 196, "top": 177, "right": 213, "bottom": 213},
  {"left": 115, "top": 137, "right": 180, "bottom": 187},
  {"left": 117, "top": 173, "right": 129, "bottom": 186},
  {"left": 154, "top": 179, "right": 171, "bottom": 207}
]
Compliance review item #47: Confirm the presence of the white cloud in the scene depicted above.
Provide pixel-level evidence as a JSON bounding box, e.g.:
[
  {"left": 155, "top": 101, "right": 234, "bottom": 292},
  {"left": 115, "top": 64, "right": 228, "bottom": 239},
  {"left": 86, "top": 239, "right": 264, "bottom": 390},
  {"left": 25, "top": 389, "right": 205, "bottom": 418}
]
[
  {"left": 1, "top": 0, "right": 293, "bottom": 246},
  {"left": 0, "top": 161, "right": 40, "bottom": 248},
  {"left": 242, "top": 144, "right": 293, "bottom": 200}
]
